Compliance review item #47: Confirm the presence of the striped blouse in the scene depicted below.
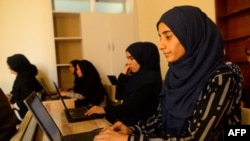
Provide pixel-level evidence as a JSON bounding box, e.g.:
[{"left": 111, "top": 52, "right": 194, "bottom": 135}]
[{"left": 128, "top": 67, "right": 242, "bottom": 141}]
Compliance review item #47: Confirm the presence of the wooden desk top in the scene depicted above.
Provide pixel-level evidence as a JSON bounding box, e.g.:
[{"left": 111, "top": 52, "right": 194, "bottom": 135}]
[{"left": 11, "top": 98, "right": 111, "bottom": 141}]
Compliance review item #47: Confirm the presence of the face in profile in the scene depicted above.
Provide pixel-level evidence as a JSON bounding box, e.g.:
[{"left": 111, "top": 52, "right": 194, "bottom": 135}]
[
  {"left": 8, "top": 65, "right": 17, "bottom": 75},
  {"left": 157, "top": 22, "right": 186, "bottom": 63},
  {"left": 76, "top": 64, "right": 83, "bottom": 78},
  {"left": 126, "top": 51, "right": 140, "bottom": 73},
  {"left": 69, "top": 63, "right": 75, "bottom": 74}
]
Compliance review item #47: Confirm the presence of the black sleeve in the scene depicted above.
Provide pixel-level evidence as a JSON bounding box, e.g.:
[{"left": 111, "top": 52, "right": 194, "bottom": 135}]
[
  {"left": 11, "top": 77, "right": 42, "bottom": 118},
  {"left": 105, "top": 83, "right": 155, "bottom": 121},
  {"left": 115, "top": 73, "right": 129, "bottom": 100},
  {"left": 82, "top": 78, "right": 105, "bottom": 105}
]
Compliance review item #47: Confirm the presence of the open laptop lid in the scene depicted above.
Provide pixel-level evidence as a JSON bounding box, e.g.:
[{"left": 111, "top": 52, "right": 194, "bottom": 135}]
[
  {"left": 23, "top": 92, "right": 62, "bottom": 140},
  {"left": 52, "top": 81, "right": 71, "bottom": 115},
  {"left": 40, "top": 78, "right": 51, "bottom": 95},
  {"left": 107, "top": 75, "right": 117, "bottom": 85}
]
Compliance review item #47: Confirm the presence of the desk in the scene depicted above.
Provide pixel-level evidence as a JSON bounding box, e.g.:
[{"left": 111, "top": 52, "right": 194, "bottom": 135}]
[{"left": 11, "top": 98, "right": 111, "bottom": 141}]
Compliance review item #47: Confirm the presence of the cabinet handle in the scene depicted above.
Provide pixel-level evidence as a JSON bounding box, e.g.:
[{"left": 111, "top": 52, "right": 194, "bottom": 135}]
[
  {"left": 112, "top": 43, "right": 114, "bottom": 51},
  {"left": 108, "top": 43, "right": 111, "bottom": 51}
]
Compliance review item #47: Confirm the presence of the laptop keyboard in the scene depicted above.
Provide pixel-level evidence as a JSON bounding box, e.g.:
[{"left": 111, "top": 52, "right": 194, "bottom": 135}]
[
  {"left": 67, "top": 106, "right": 105, "bottom": 121},
  {"left": 68, "top": 107, "right": 88, "bottom": 116},
  {"left": 63, "top": 128, "right": 102, "bottom": 141}
]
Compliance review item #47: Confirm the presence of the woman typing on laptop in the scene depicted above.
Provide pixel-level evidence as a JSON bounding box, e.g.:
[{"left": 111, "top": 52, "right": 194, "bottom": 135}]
[
  {"left": 61, "top": 59, "right": 108, "bottom": 108},
  {"left": 85, "top": 42, "right": 162, "bottom": 126}
]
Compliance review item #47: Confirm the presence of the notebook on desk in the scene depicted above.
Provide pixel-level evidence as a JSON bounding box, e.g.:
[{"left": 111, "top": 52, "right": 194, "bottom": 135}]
[
  {"left": 23, "top": 92, "right": 102, "bottom": 141},
  {"left": 52, "top": 81, "right": 105, "bottom": 123}
]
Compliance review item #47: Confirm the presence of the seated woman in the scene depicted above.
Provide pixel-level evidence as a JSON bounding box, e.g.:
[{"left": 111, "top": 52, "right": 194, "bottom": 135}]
[
  {"left": 6, "top": 54, "right": 43, "bottom": 122},
  {"left": 85, "top": 42, "right": 162, "bottom": 126},
  {"left": 62, "top": 59, "right": 108, "bottom": 108},
  {"left": 93, "top": 6, "right": 242, "bottom": 141}
]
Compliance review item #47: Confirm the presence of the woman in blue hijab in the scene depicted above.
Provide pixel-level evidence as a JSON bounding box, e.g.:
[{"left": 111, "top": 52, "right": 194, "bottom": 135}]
[
  {"left": 85, "top": 41, "right": 162, "bottom": 126},
  {"left": 93, "top": 6, "right": 242, "bottom": 141}
]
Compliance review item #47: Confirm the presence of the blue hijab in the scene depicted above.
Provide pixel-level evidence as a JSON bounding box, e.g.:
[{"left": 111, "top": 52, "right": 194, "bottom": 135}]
[{"left": 157, "top": 6, "right": 228, "bottom": 135}]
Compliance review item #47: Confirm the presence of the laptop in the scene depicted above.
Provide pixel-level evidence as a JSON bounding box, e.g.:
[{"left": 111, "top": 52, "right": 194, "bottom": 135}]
[
  {"left": 23, "top": 92, "right": 102, "bottom": 141},
  {"left": 52, "top": 81, "right": 105, "bottom": 123},
  {"left": 39, "top": 78, "right": 59, "bottom": 100},
  {"left": 107, "top": 75, "right": 117, "bottom": 85}
]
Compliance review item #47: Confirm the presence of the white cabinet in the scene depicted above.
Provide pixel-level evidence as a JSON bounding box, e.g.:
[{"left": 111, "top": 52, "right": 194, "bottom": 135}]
[
  {"left": 52, "top": 12, "right": 83, "bottom": 89},
  {"left": 81, "top": 13, "right": 137, "bottom": 84}
]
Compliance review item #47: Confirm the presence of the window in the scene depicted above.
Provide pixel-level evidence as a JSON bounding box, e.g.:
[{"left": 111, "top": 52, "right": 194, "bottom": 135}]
[
  {"left": 52, "top": 0, "right": 133, "bottom": 13},
  {"left": 52, "top": 0, "right": 90, "bottom": 12}
]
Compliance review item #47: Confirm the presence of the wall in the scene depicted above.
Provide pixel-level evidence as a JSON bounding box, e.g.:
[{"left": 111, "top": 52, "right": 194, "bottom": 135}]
[
  {"left": 0, "top": 0, "right": 57, "bottom": 92},
  {"left": 135, "top": 0, "right": 215, "bottom": 78},
  {"left": 0, "top": 0, "right": 215, "bottom": 92}
]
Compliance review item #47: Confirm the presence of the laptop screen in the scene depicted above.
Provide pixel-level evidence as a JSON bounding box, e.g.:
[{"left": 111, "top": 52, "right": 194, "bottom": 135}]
[
  {"left": 24, "top": 92, "right": 62, "bottom": 140},
  {"left": 107, "top": 75, "right": 117, "bottom": 85},
  {"left": 52, "top": 81, "right": 71, "bottom": 113}
]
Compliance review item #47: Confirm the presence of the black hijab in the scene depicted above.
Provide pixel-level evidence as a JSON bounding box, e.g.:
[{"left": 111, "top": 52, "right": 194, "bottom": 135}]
[
  {"left": 77, "top": 60, "right": 106, "bottom": 105},
  {"left": 70, "top": 59, "right": 79, "bottom": 76},
  {"left": 157, "top": 6, "right": 228, "bottom": 134},
  {"left": 7, "top": 54, "right": 38, "bottom": 77},
  {"left": 70, "top": 59, "right": 81, "bottom": 92},
  {"left": 78, "top": 60, "right": 101, "bottom": 79},
  {"left": 124, "top": 42, "right": 162, "bottom": 102}
]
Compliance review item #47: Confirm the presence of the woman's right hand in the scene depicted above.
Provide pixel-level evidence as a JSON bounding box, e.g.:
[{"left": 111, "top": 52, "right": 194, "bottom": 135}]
[
  {"left": 122, "top": 64, "right": 131, "bottom": 76},
  {"left": 112, "top": 121, "right": 133, "bottom": 135}
]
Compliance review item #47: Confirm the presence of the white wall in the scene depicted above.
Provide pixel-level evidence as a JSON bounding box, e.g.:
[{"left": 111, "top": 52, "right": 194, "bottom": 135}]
[
  {"left": 0, "top": 0, "right": 57, "bottom": 93},
  {"left": 135, "top": 0, "right": 215, "bottom": 79},
  {"left": 0, "top": 0, "right": 215, "bottom": 92}
]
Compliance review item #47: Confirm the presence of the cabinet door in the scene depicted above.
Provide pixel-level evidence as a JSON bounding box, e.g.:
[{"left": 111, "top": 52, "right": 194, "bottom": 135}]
[
  {"left": 82, "top": 13, "right": 137, "bottom": 84},
  {"left": 81, "top": 13, "right": 110, "bottom": 84},
  {"left": 107, "top": 14, "right": 137, "bottom": 78}
]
